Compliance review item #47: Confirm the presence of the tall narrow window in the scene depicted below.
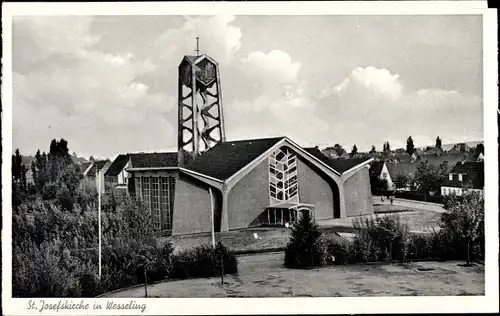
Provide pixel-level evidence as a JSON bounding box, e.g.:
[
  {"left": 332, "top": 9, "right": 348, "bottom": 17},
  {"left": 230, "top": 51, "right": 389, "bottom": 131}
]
[
  {"left": 169, "top": 176, "right": 176, "bottom": 215},
  {"left": 142, "top": 177, "right": 151, "bottom": 211},
  {"left": 161, "top": 177, "right": 172, "bottom": 231},
  {"left": 269, "top": 148, "right": 299, "bottom": 204},
  {"left": 151, "top": 177, "right": 160, "bottom": 230},
  {"left": 135, "top": 176, "right": 142, "bottom": 199}
]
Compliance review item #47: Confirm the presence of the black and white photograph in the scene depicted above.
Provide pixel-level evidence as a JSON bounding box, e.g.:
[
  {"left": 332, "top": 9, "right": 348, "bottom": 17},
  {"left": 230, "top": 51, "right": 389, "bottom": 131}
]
[{"left": 2, "top": 1, "right": 498, "bottom": 315}]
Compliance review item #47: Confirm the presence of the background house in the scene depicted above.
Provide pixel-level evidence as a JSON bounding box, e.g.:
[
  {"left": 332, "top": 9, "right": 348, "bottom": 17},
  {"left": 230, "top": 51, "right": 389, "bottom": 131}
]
[
  {"left": 369, "top": 161, "right": 395, "bottom": 191},
  {"left": 441, "top": 161, "right": 484, "bottom": 196},
  {"left": 85, "top": 160, "right": 112, "bottom": 193}
]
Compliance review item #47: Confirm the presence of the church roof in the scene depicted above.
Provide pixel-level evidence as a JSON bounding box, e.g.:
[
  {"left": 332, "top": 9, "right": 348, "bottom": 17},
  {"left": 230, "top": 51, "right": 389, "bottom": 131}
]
[
  {"left": 369, "top": 161, "right": 385, "bottom": 177},
  {"left": 130, "top": 152, "right": 179, "bottom": 169},
  {"left": 184, "top": 137, "right": 285, "bottom": 180},
  {"left": 303, "top": 147, "right": 372, "bottom": 174}
]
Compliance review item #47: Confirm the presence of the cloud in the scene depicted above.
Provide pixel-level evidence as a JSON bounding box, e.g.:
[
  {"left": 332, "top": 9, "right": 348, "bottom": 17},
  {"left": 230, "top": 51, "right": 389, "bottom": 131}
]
[
  {"left": 315, "top": 66, "right": 482, "bottom": 150},
  {"left": 241, "top": 50, "right": 301, "bottom": 84},
  {"left": 154, "top": 15, "right": 242, "bottom": 65},
  {"left": 335, "top": 66, "right": 404, "bottom": 102},
  {"left": 12, "top": 17, "right": 176, "bottom": 158}
]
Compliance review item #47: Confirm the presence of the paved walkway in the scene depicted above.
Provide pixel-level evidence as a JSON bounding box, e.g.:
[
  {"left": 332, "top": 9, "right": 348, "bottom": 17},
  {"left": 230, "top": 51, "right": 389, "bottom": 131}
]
[{"left": 102, "top": 252, "right": 484, "bottom": 298}]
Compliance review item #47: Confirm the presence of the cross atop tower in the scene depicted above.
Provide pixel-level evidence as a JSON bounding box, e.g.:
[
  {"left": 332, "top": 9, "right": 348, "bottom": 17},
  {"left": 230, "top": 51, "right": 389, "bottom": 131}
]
[{"left": 194, "top": 37, "right": 200, "bottom": 56}]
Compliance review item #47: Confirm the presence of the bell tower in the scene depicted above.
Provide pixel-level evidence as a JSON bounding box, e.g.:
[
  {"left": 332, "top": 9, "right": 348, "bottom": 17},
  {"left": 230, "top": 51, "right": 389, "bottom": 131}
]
[{"left": 177, "top": 38, "right": 226, "bottom": 166}]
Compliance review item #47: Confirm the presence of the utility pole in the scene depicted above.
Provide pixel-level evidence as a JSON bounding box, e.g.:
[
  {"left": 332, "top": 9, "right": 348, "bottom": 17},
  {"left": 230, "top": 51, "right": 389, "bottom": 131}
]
[
  {"left": 209, "top": 187, "right": 215, "bottom": 248},
  {"left": 97, "top": 168, "right": 102, "bottom": 279}
]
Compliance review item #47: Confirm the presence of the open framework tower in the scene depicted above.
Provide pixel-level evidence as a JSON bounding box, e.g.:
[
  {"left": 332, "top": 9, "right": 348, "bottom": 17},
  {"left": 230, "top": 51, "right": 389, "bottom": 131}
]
[{"left": 177, "top": 54, "right": 226, "bottom": 166}]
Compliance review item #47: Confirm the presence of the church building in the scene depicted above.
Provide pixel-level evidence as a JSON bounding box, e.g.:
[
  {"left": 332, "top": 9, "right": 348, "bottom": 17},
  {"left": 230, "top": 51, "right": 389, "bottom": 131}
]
[{"left": 120, "top": 50, "right": 374, "bottom": 236}]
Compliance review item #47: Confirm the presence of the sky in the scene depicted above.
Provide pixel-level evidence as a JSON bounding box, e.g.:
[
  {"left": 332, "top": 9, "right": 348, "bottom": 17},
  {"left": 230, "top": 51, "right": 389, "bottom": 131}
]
[{"left": 12, "top": 15, "right": 483, "bottom": 159}]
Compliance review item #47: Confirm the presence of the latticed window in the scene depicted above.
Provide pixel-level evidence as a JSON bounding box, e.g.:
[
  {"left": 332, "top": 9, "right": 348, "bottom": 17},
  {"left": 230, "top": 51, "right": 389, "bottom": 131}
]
[
  {"left": 142, "top": 177, "right": 151, "bottom": 211},
  {"left": 269, "top": 148, "right": 299, "bottom": 204},
  {"left": 169, "top": 176, "right": 176, "bottom": 213},
  {"left": 161, "top": 177, "right": 172, "bottom": 231},
  {"left": 151, "top": 178, "right": 160, "bottom": 230},
  {"left": 135, "top": 176, "right": 142, "bottom": 199}
]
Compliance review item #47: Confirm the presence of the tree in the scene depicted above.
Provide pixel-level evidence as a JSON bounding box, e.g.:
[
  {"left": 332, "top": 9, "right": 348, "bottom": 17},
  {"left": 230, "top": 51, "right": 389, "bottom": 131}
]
[
  {"left": 89, "top": 156, "right": 95, "bottom": 162},
  {"left": 284, "top": 210, "right": 323, "bottom": 268},
  {"left": 350, "top": 144, "right": 358, "bottom": 158},
  {"left": 383, "top": 141, "right": 391, "bottom": 153},
  {"left": 441, "top": 192, "right": 484, "bottom": 265},
  {"left": 12, "top": 149, "right": 23, "bottom": 183},
  {"left": 436, "top": 136, "right": 442, "bottom": 149},
  {"left": 333, "top": 144, "right": 345, "bottom": 157},
  {"left": 394, "top": 173, "right": 411, "bottom": 189},
  {"left": 369, "top": 145, "right": 376, "bottom": 154},
  {"left": 136, "top": 245, "right": 156, "bottom": 297},
  {"left": 413, "top": 161, "right": 448, "bottom": 198},
  {"left": 406, "top": 136, "right": 415, "bottom": 155},
  {"left": 370, "top": 175, "right": 388, "bottom": 195},
  {"left": 473, "top": 143, "right": 484, "bottom": 160}
]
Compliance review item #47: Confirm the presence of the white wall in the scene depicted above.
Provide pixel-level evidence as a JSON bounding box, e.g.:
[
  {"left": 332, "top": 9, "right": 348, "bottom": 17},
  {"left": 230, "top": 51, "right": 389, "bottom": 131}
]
[
  {"left": 117, "top": 160, "right": 130, "bottom": 185},
  {"left": 441, "top": 186, "right": 483, "bottom": 197},
  {"left": 380, "top": 163, "right": 395, "bottom": 190}
]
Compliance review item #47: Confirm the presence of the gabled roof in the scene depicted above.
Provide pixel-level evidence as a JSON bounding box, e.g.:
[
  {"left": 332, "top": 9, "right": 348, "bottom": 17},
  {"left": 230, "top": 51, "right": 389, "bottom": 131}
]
[
  {"left": 304, "top": 147, "right": 372, "bottom": 174},
  {"left": 81, "top": 162, "right": 92, "bottom": 174},
  {"left": 105, "top": 154, "right": 130, "bottom": 176},
  {"left": 87, "top": 160, "right": 110, "bottom": 176},
  {"left": 443, "top": 161, "right": 484, "bottom": 189},
  {"left": 184, "top": 137, "right": 285, "bottom": 180},
  {"left": 129, "top": 152, "right": 179, "bottom": 169},
  {"left": 450, "top": 161, "right": 484, "bottom": 174},
  {"left": 327, "top": 158, "right": 373, "bottom": 174},
  {"left": 386, "top": 162, "right": 418, "bottom": 177},
  {"left": 369, "top": 161, "right": 385, "bottom": 177}
]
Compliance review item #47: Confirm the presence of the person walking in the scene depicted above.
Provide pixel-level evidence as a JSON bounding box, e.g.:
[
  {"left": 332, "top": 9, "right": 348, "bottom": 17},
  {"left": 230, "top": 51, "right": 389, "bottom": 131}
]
[{"left": 390, "top": 195, "right": 394, "bottom": 205}]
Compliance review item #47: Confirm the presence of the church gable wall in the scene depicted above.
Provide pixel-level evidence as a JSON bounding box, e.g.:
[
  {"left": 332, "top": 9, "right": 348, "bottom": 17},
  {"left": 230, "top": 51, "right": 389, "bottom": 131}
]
[
  {"left": 172, "top": 174, "right": 212, "bottom": 235},
  {"left": 296, "top": 158, "right": 335, "bottom": 220},
  {"left": 227, "top": 159, "right": 270, "bottom": 229},
  {"left": 343, "top": 167, "right": 374, "bottom": 217}
]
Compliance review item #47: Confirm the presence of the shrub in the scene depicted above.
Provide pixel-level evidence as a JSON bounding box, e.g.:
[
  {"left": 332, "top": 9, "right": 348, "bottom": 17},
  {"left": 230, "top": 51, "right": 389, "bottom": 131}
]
[
  {"left": 405, "top": 231, "right": 442, "bottom": 261},
  {"left": 284, "top": 211, "right": 323, "bottom": 268},
  {"left": 170, "top": 242, "right": 238, "bottom": 279},
  {"left": 41, "top": 182, "right": 58, "bottom": 200},
  {"left": 352, "top": 214, "right": 410, "bottom": 262},
  {"left": 318, "top": 235, "right": 351, "bottom": 265},
  {"left": 349, "top": 231, "right": 376, "bottom": 263}
]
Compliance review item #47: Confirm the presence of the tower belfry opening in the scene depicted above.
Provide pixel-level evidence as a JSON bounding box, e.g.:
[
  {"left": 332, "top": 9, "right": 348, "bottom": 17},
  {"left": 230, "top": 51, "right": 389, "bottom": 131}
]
[{"left": 177, "top": 38, "right": 226, "bottom": 166}]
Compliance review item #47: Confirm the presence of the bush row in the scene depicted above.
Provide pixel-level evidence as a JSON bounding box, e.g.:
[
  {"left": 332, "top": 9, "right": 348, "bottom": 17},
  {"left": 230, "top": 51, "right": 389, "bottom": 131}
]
[
  {"left": 13, "top": 237, "right": 238, "bottom": 298},
  {"left": 13, "top": 183, "right": 238, "bottom": 298},
  {"left": 285, "top": 206, "right": 484, "bottom": 268}
]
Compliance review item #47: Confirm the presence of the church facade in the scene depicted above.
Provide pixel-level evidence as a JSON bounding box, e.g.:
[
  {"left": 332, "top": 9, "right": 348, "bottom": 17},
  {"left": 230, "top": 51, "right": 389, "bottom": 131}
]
[
  {"left": 116, "top": 51, "right": 374, "bottom": 236},
  {"left": 126, "top": 137, "right": 374, "bottom": 236}
]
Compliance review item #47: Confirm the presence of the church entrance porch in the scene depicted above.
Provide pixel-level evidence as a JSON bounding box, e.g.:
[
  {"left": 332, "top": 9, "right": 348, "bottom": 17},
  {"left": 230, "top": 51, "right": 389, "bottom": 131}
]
[{"left": 265, "top": 203, "right": 315, "bottom": 226}]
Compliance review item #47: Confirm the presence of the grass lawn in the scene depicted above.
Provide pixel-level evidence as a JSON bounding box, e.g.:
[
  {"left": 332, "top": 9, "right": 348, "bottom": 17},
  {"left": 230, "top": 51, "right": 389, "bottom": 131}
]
[
  {"left": 159, "top": 204, "right": 442, "bottom": 253},
  {"left": 103, "top": 252, "right": 484, "bottom": 298},
  {"left": 373, "top": 204, "right": 442, "bottom": 232}
]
